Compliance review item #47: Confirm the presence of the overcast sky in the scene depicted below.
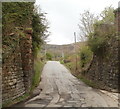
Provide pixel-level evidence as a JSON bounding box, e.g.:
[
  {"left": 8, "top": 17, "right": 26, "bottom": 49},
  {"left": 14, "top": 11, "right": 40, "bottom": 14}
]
[{"left": 35, "top": 0, "right": 119, "bottom": 45}]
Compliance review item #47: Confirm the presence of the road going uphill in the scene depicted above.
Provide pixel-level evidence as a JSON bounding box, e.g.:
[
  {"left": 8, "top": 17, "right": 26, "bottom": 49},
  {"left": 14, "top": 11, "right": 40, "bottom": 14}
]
[{"left": 18, "top": 61, "right": 118, "bottom": 107}]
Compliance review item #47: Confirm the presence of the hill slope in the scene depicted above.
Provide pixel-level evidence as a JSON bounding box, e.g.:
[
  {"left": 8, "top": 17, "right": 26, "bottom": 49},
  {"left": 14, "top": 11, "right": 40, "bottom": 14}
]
[{"left": 41, "top": 42, "right": 86, "bottom": 58}]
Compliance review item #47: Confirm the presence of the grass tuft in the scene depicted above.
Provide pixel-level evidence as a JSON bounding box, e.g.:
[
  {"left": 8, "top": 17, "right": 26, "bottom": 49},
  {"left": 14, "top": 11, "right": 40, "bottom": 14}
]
[
  {"left": 77, "top": 75, "right": 99, "bottom": 88},
  {"left": 31, "top": 60, "right": 44, "bottom": 91}
]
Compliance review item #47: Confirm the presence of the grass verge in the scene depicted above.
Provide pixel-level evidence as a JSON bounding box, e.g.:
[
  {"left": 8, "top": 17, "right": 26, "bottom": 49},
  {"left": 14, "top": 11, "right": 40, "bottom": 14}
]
[
  {"left": 31, "top": 60, "right": 44, "bottom": 91},
  {"left": 77, "top": 75, "right": 99, "bottom": 89},
  {"left": 62, "top": 61, "right": 99, "bottom": 89}
]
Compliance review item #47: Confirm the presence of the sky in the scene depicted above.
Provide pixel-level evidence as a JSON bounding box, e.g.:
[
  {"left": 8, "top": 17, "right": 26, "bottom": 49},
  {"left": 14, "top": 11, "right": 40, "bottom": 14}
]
[{"left": 35, "top": 0, "right": 119, "bottom": 45}]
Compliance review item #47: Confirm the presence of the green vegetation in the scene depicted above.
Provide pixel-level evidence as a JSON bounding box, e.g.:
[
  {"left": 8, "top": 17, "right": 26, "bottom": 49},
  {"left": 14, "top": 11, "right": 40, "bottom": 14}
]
[
  {"left": 60, "top": 59, "right": 64, "bottom": 64},
  {"left": 2, "top": 2, "right": 49, "bottom": 58},
  {"left": 46, "top": 52, "right": 53, "bottom": 60},
  {"left": 87, "top": 7, "right": 116, "bottom": 56},
  {"left": 2, "top": 2, "right": 34, "bottom": 36},
  {"left": 31, "top": 60, "right": 44, "bottom": 91},
  {"left": 61, "top": 52, "right": 99, "bottom": 89},
  {"left": 2, "top": 2, "right": 48, "bottom": 106},
  {"left": 2, "top": 3, "right": 34, "bottom": 61},
  {"left": 63, "top": 6, "right": 117, "bottom": 88},
  {"left": 79, "top": 46, "right": 93, "bottom": 68},
  {"left": 62, "top": 54, "right": 98, "bottom": 88},
  {"left": 62, "top": 54, "right": 80, "bottom": 74},
  {"left": 2, "top": 2, "right": 48, "bottom": 86},
  {"left": 78, "top": 6, "right": 116, "bottom": 67},
  {"left": 88, "top": 36, "right": 106, "bottom": 56},
  {"left": 100, "top": 6, "right": 115, "bottom": 24},
  {"left": 32, "top": 7, "right": 49, "bottom": 58},
  {"left": 64, "top": 61, "right": 74, "bottom": 71},
  {"left": 78, "top": 6, "right": 115, "bottom": 55},
  {"left": 78, "top": 75, "right": 99, "bottom": 88}
]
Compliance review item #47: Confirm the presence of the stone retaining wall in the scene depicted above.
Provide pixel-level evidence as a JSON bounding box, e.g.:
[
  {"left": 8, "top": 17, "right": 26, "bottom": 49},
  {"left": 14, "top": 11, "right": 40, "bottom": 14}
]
[
  {"left": 85, "top": 9, "right": 120, "bottom": 92},
  {"left": 2, "top": 29, "right": 33, "bottom": 104},
  {"left": 86, "top": 38, "right": 119, "bottom": 92}
]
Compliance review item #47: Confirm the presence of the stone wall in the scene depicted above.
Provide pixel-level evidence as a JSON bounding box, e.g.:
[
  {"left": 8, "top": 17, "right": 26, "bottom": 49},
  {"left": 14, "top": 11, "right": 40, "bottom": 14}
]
[
  {"left": 2, "top": 29, "right": 33, "bottom": 104},
  {"left": 114, "top": 8, "right": 120, "bottom": 32},
  {"left": 86, "top": 38, "right": 119, "bottom": 92},
  {"left": 20, "top": 29, "right": 33, "bottom": 93},
  {"left": 85, "top": 9, "right": 120, "bottom": 92}
]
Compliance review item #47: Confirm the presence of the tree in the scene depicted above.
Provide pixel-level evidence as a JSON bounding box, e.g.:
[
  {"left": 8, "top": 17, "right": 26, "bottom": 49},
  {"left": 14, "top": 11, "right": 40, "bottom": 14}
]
[
  {"left": 100, "top": 6, "right": 115, "bottom": 24},
  {"left": 78, "top": 10, "right": 98, "bottom": 41},
  {"left": 32, "top": 6, "right": 49, "bottom": 58},
  {"left": 87, "top": 6, "right": 116, "bottom": 56},
  {"left": 78, "top": 6, "right": 115, "bottom": 42}
]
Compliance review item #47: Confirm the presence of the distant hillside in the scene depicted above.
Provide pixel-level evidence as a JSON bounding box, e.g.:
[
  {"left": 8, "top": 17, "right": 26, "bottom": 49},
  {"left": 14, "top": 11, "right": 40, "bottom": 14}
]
[{"left": 41, "top": 41, "right": 86, "bottom": 57}]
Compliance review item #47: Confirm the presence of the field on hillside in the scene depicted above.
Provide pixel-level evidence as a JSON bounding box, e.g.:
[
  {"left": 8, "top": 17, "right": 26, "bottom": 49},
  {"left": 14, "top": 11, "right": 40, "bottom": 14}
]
[{"left": 41, "top": 41, "right": 87, "bottom": 61}]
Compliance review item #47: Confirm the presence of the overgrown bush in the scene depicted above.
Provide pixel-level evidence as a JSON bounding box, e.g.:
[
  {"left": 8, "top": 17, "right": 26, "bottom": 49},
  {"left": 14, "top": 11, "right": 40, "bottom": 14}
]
[
  {"left": 88, "top": 21, "right": 116, "bottom": 56},
  {"left": 88, "top": 36, "right": 107, "bottom": 56},
  {"left": 80, "top": 46, "right": 93, "bottom": 68},
  {"left": 32, "top": 7, "right": 49, "bottom": 58},
  {"left": 46, "top": 52, "right": 52, "bottom": 60},
  {"left": 78, "top": 7, "right": 116, "bottom": 58}
]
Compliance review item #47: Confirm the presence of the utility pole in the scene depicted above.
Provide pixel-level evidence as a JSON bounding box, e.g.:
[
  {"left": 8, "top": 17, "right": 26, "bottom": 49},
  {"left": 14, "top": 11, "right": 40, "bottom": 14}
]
[{"left": 74, "top": 32, "right": 77, "bottom": 71}]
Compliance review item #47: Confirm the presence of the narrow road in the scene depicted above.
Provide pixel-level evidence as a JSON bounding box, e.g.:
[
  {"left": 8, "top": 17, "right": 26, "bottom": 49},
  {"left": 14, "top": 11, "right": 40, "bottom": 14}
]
[{"left": 17, "top": 61, "right": 118, "bottom": 107}]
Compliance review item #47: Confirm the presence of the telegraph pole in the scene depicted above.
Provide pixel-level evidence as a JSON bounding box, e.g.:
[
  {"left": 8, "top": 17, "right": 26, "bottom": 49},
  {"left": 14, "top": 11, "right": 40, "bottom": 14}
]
[{"left": 74, "top": 32, "right": 77, "bottom": 71}]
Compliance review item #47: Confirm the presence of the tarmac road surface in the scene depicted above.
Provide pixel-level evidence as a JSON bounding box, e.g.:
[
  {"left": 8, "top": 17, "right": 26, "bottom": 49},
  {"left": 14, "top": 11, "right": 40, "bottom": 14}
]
[{"left": 15, "top": 61, "right": 118, "bottom": 107}]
